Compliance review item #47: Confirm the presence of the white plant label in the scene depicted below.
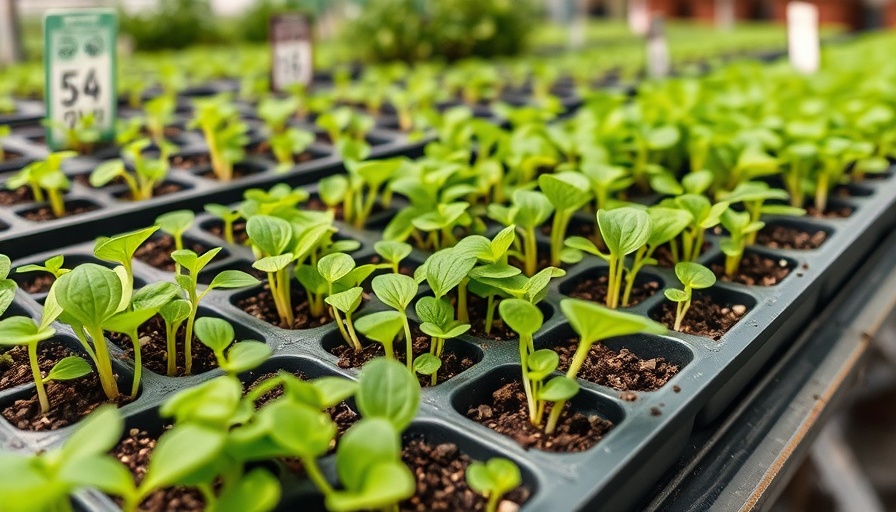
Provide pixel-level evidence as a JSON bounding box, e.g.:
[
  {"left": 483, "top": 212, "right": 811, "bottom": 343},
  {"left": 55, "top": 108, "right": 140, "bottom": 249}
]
[
  {"left": 270, "top": 13, "right": 314, "bottom": 92},
  {"left": 646, "top": 17, "right": 670, "bottom": 79},
  {"left": 628, "top": 0, "right": 650, "bottom": 36},
  {"left": 43, "top": 9, "right": 117, "bottom": 150},
  {"left": 787, "top": 1, "right": 820, "bottom": 74}
]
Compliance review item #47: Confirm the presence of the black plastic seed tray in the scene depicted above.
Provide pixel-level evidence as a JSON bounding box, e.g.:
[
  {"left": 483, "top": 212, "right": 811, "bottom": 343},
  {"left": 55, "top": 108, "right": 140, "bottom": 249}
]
[
  {"left": 1, "top": 167, "right": 894, "bottom": 511},
  {"left": 0, "top": 100, "right": 44, "bottom": 128}
]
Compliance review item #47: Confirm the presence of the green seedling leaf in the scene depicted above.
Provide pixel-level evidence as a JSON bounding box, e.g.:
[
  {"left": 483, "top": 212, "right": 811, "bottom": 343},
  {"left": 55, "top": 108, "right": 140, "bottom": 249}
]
[
  {"left": 253, "top": 253, "right": 295, "bottom": 273},
  {"left": 664, "top": 289, "right": 690, "bottom": 302},
  {"left": 598, "top": 207, "right": 651, "bottom": 256},
  {"left": 355, "top": 311, "right": 404, "bottom": 344},
  {"left": 512, "top": 189, "right": 554, "bottom": 228},
  {"left": 160, "top": 376, "right": 243, "bottom": 426},
  {"left": 466, "top": 458, "right": 522, "bottom": 503},
  {"left": 527, "top": 349, "right": 559, "bottom": 381},
  {"left": 414, "top": 296, "right": 454, "bottom": 329},
  {"left": 372, "top": 274, "right": 418, "bottom": 311},
  {"left": 325, "top": 287, "right": 364, "bottom": 314},
  {"left": 246, "top": 215, "right": 293, "bottom": 256},
  {"left": 208, "top": 270, "right": 259, "bottom": 290},
  {"left": 194, "top": 317, "right": 235, "bottom": 353},
  {"left": 413, "top": 353, "right": 442, "bottom": 375},
  {"left": 647, "top": 207, "right": 692, "bottom": 247},
  {"left": 45, "top": 356, "right": 92, "bottom": 381},
  {"left": 60, "top": 405, "right": 123, "bottom": 463},
  {"left": 0, "top": 254, "right": 11, "bottom": 279},
  {"left": 675, "top": 262, "right": 716, "bottom": 289},
  {"left": 425, "top": 249, "right": 476, "bottom": 298},
  {"left": 311, "top": 377, "right": 359, "bottom": 408},
  {"left": 131, "top": 282, "right": 180, "bottom": 311},
  {"left": 214, "top": 468, "right": 281, "bottom": 512},
  {"left": 355, "top": 358, "right": 420, "bottom": 431},
  {"left": 318, "top": 253, "right": 356, "bottom": 283},
  {"left": 319, "top": 175, "right": 349, "bottom": 206},
  {"left": 155, "top": 210, "right": 195, "bottom": 238},
  {"left": 373, "top": 241, "right": 413, "bottom": 266},
  {"left": 0, "top": 316, "right": 54, "bottom": 346},
  {"left": 468, "top": 263, "right": 520, "bottom": 279},
  {"left": 538, "top": 376, "right": 580, "bottom": 401},
  {"left": 538, "top": 172, "right": 591, "bottom": 211},
  {"left": 265, "top": 400, "right": 335, "bottom": 457},
  {"left": 55, "top": 264, "right": 123, "bottom": 327},
  {"left": 499, "top": 299, "right": 543, "bottom": 336},
  {"left": 560, "top": 298, "right": 667, "bottom": 346},
  {"left": 222, "top": 341, "right": 273, "bottom": 374},
  {"left": 160, "top": 299, "right": 192, "bottom": 325},
  {"left": 139, "top": 424, "right": 226, "bottom": 492}
]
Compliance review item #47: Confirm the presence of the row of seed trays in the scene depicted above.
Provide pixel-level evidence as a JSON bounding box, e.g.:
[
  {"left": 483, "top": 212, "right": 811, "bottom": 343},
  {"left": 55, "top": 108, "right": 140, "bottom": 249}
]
[{"left": 2, "top": 26, "right": 896, "bottom": 512}]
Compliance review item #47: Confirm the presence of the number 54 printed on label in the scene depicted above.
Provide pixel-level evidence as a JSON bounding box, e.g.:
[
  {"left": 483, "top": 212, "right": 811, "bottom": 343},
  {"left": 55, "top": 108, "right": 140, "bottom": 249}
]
[{"left": 44, "top": 9, "right": 117, "bottom": 150}]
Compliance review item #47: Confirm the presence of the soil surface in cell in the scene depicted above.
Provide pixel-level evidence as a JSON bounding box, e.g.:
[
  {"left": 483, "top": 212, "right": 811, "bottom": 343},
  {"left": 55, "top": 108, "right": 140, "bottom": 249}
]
[
  {"left": 329, "top": 325, "right": 474, "bottom": 386},
  {"left": 20, "top": 202, "right": 99, "bottom": 221},
  {"left": 652, "top": 243, "right": 713, "bottom": 268},
  {"left": 19, "top": 272, "right": 55, "bottom": 294},
  {"left": 0, "top": 185, "right": 34, "bottom": 206},
  {"left": 170, "top": 153, "right": 211, "bottom": 171},
  {"left": 112, "top": 427, "right": 205, "bottom": 512},
  {"left": 466, "top": 380, "right": 613, "bottom": 452},
  {"left": 400, "top": 437, "right": 530, "bottom": 512},
  {"left": 756, "top": 224, "right": 827, "bottom": 250},
  {"left": 206, "top": 219, "right": 248, "bottom": 245},
  {"left": 236, "top": 281, "right": 333, "bottom": 330},
  {"left": 247, "top": 141, "right": 316, "bottom": 164},
  {"left": 113, "top": 182, "right": 185, "bottom": 201},
  {"left": 566, "top": 273, "right": 661, "bottom": 308},
  {"left": 198, "top": 163, "right": 263, "bottom": 181},
  {"left": 711, "top": 252, "right": 792, "bottom": 287},
  {"left": 652, "top": 294, "right": 748, "bottom": 340},
  {"left": 3, "top": 151, "right": 23, "bottom": 161},
  {"left": 806, "top": 204, "right": 853, "bottom": 219},
  {"left": 2, "top": 372, "right": 130, "bottom": 431},
  {"left": 553, "top": 338, "right": 679, "bottom": 391},
  {"left": 107, "top": 315, "right": 218, "bottom": 376},
  {"left": 0, "top": 341, "right": 74, "bottom": 390},
  {"left": 135, "top": 234, "right": 223, "bottom": 272}
]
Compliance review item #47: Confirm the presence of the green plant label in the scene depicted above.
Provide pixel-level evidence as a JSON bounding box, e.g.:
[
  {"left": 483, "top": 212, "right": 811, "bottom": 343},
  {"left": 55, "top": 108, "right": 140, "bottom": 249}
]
[
  {"left": 269, "top": 13, "right": 313, "bottom": 92},
  {"left": 43, "top": 9, "right": 117, "bottom": 150}
]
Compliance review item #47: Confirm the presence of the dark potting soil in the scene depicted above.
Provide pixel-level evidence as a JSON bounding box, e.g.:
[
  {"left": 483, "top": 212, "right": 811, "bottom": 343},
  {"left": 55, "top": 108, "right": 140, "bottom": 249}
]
[
  {"left": 329, "top": 326, "right": 474, "bottom": 386},
  {"left": 652, "top": 295, "right": 748, "bottom": 340},
  {"left": 235, "top": 281, "right": 333, "bottom": 330},
  {"left": 711, "top": 252, "right": 792, "bottom": 287},
  {"left": 112, "top": 182, "right": 185, "bottom": 201},
  {"left": 566, "top": 274, "right": 660, "bottom": 308},
  {"left": 651, "top": 243, "right": 713, "bottom": 269},
  {"left": 247, "top": 141, "right": 315, "bottom": 164},
  {"left": 400, "top": 437, "right": 530, "bottom": 512},
  {"left": 0, "top": 185, "right": 34, "bottom": 206},
  {"left": 198, "top": 165, "right": 258, "bottom": 181},
  {"left": 466, "top": 380, "right": 613, "bottom": 453},
  {"left": 20, "top": 202, "right": 99, "bottom": 221},
  {"left": 19, "top": 272, "right": 54, "bottom": 294},
  {"left": 170, "top": 153, "right": 210, "bottom": 171},
  {"left": 466, "top": 294, "right": 516, "bottom": 342},
  {"left": 3, "top": 151, "right": 23, "bottom": 161},
  {"left": 106, "top": 315, "right": 219, "bottom": 376},
  {"left": 243, "top": 371, "right": 359, "bottom": 439},
  {"left": 553, "top": 338, "right": 679, "bottom": 391},
  {"left": 112, "top": 427, "right": 205, "bottom": 512},
  {"left": 1, "top": 372, "right": 130, "bottom": 431},
  {"left": 0, "top": 341, "right": 74, "bottom": 390},
  {"left": 756, "top": 224, "right": 828, "bottom": 250},
  {"left": 206, "top": 219, "right": 249, "bottom": 245},
  {"left": 305, "top": 196, "right": 389, "bottom": 225},
  {"left": 806, "top": 204, "right": 853, "bottom": 219},
  {"left": 135, "top": 234, "right": 223, "bottom": 272}
]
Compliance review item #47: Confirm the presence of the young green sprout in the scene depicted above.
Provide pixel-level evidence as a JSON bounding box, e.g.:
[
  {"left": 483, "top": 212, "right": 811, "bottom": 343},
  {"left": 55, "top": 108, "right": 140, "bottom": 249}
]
[
  {"left": 665, "top": 262, "right": 717, "bottom": 331},
  {"left": 171, "top": 248, "right": 259, "bottom": 374},
  {"left": 143, "top": 94, "right": 179, "bottom": 156},
  {"left": 551, "top": 299, "right": 667, "bottom": 433},
  {"left": 90, "top": 139, "right": 171, "bottom": 200},
  {"left": 6, "top": 151, "right": 76, "bottom": 218},
  {"left": 0, "top": 406, "right": 137, "bottom": 512},
  {"left": 320, "top": 158, "right": 405, "bottom": 229},
  {"left": 373, "top": 241, "right": 413, "bottom": 274},
  {"left": 538, "top": 172, "right": 592, "bottom": 268},
  {"left": 466, "top": 458, "right": 522, "bottom": 512},
  {"left": 94, "top": 226, "right": 159, "bottom": 297},
  {"left": 0, "top": 125, "right": 10, "bottom": 162},
  {"left": 189, "top": 95, "right": 249, "bottom": 181},
  {"left": 257, "top": 96, "right": 315, "bottom": 173},
  {"left": 47, "top": 112, "right": 101, "bottom": 154},
  {"left": 15, "top": 254, "right": 69, "bottom": 283},
  {"left": 204, "top": 203, "right": 243, "bottom": 245},
  {"left": 565, "top": 207, "right": 650, "bottom": 309},
  {"left": 364, "top": 273, "right": 419, "bottom": 369},
  {"left": 0, "top": 255, "right": 17, "bottom": 316},
  {"left": 317, "top": 253, "right": 376, "bottom": 349},
  {"left": 155, "top": 210, "right": 195, "bottom": 255},
  {"left": 194, "top": 317, "right": 272, "bottom": 376},
  {"left": 662, "top": 194, "right": 728, "bottom": 263},
  {"left": 718, "top": 208, "right": 764, "bottom": 278},
  {"left": 159, "top": 298, "right": 191, "bottom": 376},
  {"left": 489, "top": 190, "right": 553, "bottom": 276}
]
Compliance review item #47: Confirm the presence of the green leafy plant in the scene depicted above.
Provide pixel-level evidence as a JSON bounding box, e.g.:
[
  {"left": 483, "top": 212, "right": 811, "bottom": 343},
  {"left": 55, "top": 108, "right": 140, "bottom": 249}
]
[
  {"left": 258, "top": 96, "right": 314, "bottom": 173},
  {"left": 665, "top": 262, "right": 717, "bottom": 331},
  {"left": 359, "top": 273, "right": 419, "bottom": 369},
  {"left": 6, "top": 151, "right": 76, "bottom": 218},
  {"left": 94, "top": 226, "right": 159, "bottom": 296},
  {"left": 142, "top": 94, "right": 179, "bottom": 156},
  {"left": 466, "top": 458, "right": 522, "bottom": 512},
  {"left": 373, "top": 241, "right": 413, "bottom": 274},
  {"left": 155, "top": 210, "right": 195, "bottom": 273},
  {"left": 15, "top": 254, "right": 69, "bottom": 283},
  {"left": 0, "top": 406, "right": 137, "bottom": 512},
  {"left": 46, "top": 112, "right": 101, "bottom": 154},
  {"left": 194, "top": 316, "right": 272, "bottom": 376},
  {"left": 0, "top": 255, "right": 15, "bottom": 316},
  {"left": 189, "top": 95, "right": 250, "bottom": 181},
  {"left": 159, "top": 298, "right": 192, "bottom": 376},
  {"left": 538, "top": 172, "right": 592, "bottom": 268},
  {"left": 204, "top": 203, "right": 243, "bottom": 245},
  {"left": 661, "top": 194, "right": 729, "bottom": 263},
  {"left": 319, "top": 158, "right": 404, "bottom": 229},
  {"left": 488, "top": 190, "right": 553, "bottom": 276},
  {"left": 172, "top": 248, "right": 259, "bottom": 374},
  {"left": 90, "top": 139, "right": 171, "bottom": 200}
]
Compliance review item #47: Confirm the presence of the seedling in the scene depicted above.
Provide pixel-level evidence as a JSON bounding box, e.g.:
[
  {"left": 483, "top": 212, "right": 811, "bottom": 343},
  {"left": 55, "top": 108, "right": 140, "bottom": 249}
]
[
  {"left": 365, "top": 273, "right": 419, "bottom": 368},
  {"left": 466, "top": 458, "right": 522, "bottom": 512},
  {"left": 189, "top": 95, "right": 250, "bottom": 181},
  {"left": 373, "top": 241, "right": 413, "bottom": 274},
  {"left": 551, "top": 299, "right": 666, "bottom": 433},
  {"left": 580, "top": 161, "right": 634, "bottom": 212},
  {"left": 154, "top": 210, "right": 195, "bottom": 273},
  {"left": 0, "top": 311, "right": 89, "bottom": 414},
  {"left": 194, "top": 317, "right": 272, "bottom": 376},
  {"left": 0, "top": 255, "right": 15, "bottom": 316},
  {"left": 325, "top": 286, "right": 365, "bottom": 352},
  {"left": 258, "top": 97, "right": 315, "bottom": 173},
  {"left": 94, "top": 226, "right": 159, "bottom": 296},
  {"left": 15, "top": 254, "right": 69, "bottom": 283},
  {"left": 539, "top": 172, "right": 593, "bottom": 267},
  {"left": 718, "top": 209, "right": 764, "bottom": 278},
  {"left": 320, "top": 158, "right": 405, "bottom": 229},
  {"left": 90, "top": 139, "right": 171, "bottom": 200},
  {"left": 488, "top": 190, "right": 553, "bottom": 276},
  {"left": 46, "top": 112, "right": 101, "bottom": 154},
  {"left": 204, "top": 203, "right": 243, "bottom": 245},
  {"left": 6, "top": 151, "right": 76, "bottom": 218},
  {"left": 565, "top": 207, "right": 650, "bottom": 309},
  {"left": 143, "top": 94, "right": 179, "bottom": 156},
  {"left": 0, "top": 406, "right": 137, "bottom": 511},
  {"left": 665, "top": 262, "right": 717, "bottom": 331},
  {"left": 719, "top": 181, "right": 804, "bottom": 246},
  {"left": 660, "top": 194, "right": 728, "bottom": 263},
  {"left": 171, "top": 248, "right": 259, "bottom": 374}
]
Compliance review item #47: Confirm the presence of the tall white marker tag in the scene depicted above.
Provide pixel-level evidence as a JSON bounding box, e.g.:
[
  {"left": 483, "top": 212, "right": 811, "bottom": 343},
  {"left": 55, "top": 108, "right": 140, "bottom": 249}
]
[
  {"left": 646, "top": 16, "right": 670, "bottom": 79},
  {"left": 43, "top": 9, "right": 117, "bottom": 150},
  {"left": 270, "top": 13, "right": 314, "bottom": 92},
  {"left": 787, "top": 1, "right": 820, "bottom": 74},
  {"left": 628, "top": 0, "right": 650, "bottom": 36}
]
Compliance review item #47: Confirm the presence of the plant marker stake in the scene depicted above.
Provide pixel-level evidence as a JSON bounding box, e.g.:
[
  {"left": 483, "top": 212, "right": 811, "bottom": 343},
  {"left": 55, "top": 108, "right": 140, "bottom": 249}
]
[
  {"left": 646, "top": 14, "right": 670, "bottom": 79},
  {"left": 787, "top": 1, "right": 820, "bottom": 74},
  {"left": 628, "top": 0, "right": 650, "bottom": 36},
  {"left": 269, "top": 13, "right": 314, "bottom": 92},
  {"left": 43, "top": 9, "right": 117, "bottom": 150}
]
